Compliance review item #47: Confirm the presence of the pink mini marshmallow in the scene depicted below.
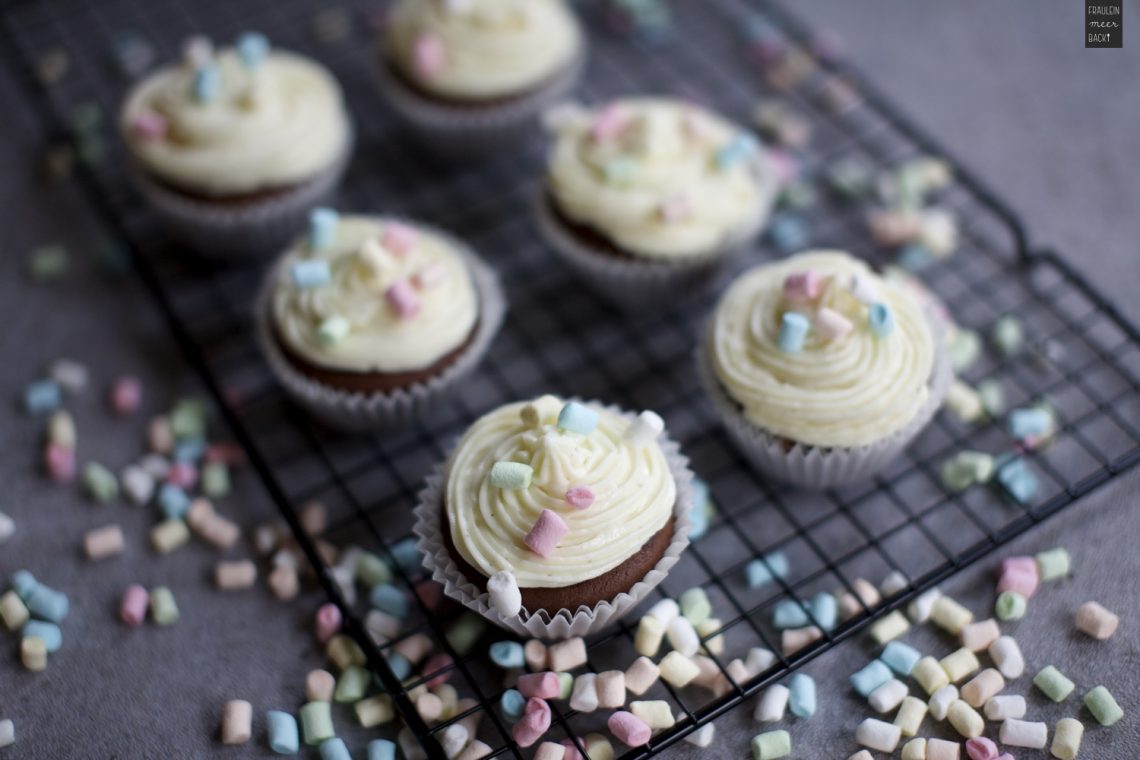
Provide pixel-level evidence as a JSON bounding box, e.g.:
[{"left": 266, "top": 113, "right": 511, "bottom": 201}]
[
  {"left": 591, "top": 104, "right": 630, "bottom": 143},
  {"left": 608, "top": 711, "right": 651, "bottom": 747},
  {"left": 413, "top": 33, "right": 446, "bottom": 78},
  {"left": 965, "top": 736, "right": 999, "bottom": 760},
  {"left": 999, "top": 556, "right": 1037, "bottom": 577},
  {"left": 783, "top": 271, "right": 823, "bottom": 302},
  {"left": 768, "top": 148, "right": 799, "bottom": 183},
  {"left": 44, "top": 443, "right": 76, "bottom": 482},
  {"left": 414, "top": 579, "right": 443, "bottom": 609},
  {"left": 382, "top": 223, "right": 419, "bottom": 257},
  {"left": 997, "top": 566, "right": 1038, "bottom": 598},
  {"left": 132, "top": 109, "right": 168, "bottom": 140},
  {"left": 422, "top": 653, "right": 454, "bottom": 688},
  {"left": 561, "top": 740, "right": 584, "bottom": 760},
  {"left": 511, "top": 698, "right": 551, "bottom": 748},
  {"left": 517, "top": 672, "right": 562, "bottom": 700},
  {"left": 565, "top": 485, "right": 595, "bottom": 510},
  {"left": 120, "top": 584, "right": 149, "bottom": 627},
  {"left": 659, "top": 194, "right": 691, "bottom": 223},
  {"left": 111, "top": 376, "right": 142, "bottom": 415},
  {"left": 205, "top": 442, "right": 246, "bottom": 465},
  {"left": 166, "top": 461, "right": 198, "bottom": 489},
  {"left": 413, "top": 263, "right": 448, "bottom": 289},
  {"left": 386, "top": 279, "right": 422, "bottom": 319},
  {"left": 315, "top": 603, "right": 341, "bottom": 643},
  {"left": 524, "top": 510, "right": 568, "bottom": 557},
  {"left": 814, "top": 307, "right": 853, "bottom": 341}
]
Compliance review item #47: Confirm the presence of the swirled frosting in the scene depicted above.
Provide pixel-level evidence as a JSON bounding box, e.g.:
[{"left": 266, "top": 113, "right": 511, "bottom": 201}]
[
  {"left": 546, "top": 97, "right": 778, "bottom": 259},
  {"left": 272, "top": 217, "right": 478, "bottom": 374},
  {"left": 710, "top": 251, "right": 937, "bottom": 448},
  {"left": 121, "top": 48, "right": 350, "bottom": 196},
  {"left": 446, "top": 396, "right": 676, "bottom": 589},
  {"left": 385, "top": 0, "right": 582, "bottom": 100}
]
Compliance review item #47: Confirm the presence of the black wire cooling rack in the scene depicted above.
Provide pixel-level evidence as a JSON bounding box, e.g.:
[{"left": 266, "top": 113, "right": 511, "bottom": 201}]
[{"left": 4, "top": 0, "right": 1140, "bottom": 757}]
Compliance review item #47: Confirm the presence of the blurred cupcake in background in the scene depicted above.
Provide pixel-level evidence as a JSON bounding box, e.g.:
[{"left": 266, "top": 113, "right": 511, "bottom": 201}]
[
  {"left": 698, "top": 250, "right": 951, "bottom": 488},
  {"left": 120, "top": 33, "right": 353, "bottom": 257},
  {"left": 258, "top": 210, "right": 505, "bottom": 431},
  {"left": 536, "top": 97, "right": 782, "bottom": 308},
  {"left": 376, "top": 0, "right": 585, "bottom": 154}
]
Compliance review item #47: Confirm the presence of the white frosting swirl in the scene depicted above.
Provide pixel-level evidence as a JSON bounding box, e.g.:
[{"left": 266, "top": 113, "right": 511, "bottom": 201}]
[
  {"left": 446, "top": 396, "right": 676, "bottom": 589},
  {"left": 121, "top": 49, "right": 350, "bottom": 196},
  {"left": 710, "top": 251, "right": 936, "bottom": 448},
  {"left": 546, "top": 98, "right": 778, "bottom": 260},
  {"left": 385, "top": 0, "right": 582, "bottom": 100},
  {"left": 272, "top": 217, "right": 478, "bottom": 373}
]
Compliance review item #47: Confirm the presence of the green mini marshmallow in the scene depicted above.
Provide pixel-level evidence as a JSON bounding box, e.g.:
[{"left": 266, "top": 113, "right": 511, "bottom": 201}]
[
  {"left": 445, "top": 613, "right": 486, "bottom": 657},
  {"left": 558, "top": 672, "right": 574, "bottom": 700},
  {"left": 977, "top": 379, "right": 1004, "bottom": 416},
  {"left": 489, "top": 461, "right": 532, "bottom": 490},
  {"left": 150, "top": 587, "right": 179, "bottom": 626},
  {"left": 995, "top": 591, "right": 1027, "bottom": 621},
  {"left": 169, "top": 398, "right": 206, "bottom": 440},
  {"left": 334, "top": 666, "right": 370, "bottom": 703},
  {"left": 201, "top": 461, "right": 230, "bottom": 499},
  {"left": 355, "top": 552, "right": 391, "bottom": 587},
  {"left": 1036, "top": 547, "right": 1071, "bottom": 581},
  {"left": 300, "top": 701, "right": 334, "bottom": 746},
  {"left": 751, "top": 729, "right": 791, "bottom": 760},
  {"left": 1033, "top": 665, "right": 1075, "bottom": 702},
  {"left": 1084, "top": 686, "right": 1123, "bottom": 726},
  {"left": 679, "top": 587, "right": 712, "bottom": 626},
  {"left": 83, "top": 462, "right": 118, "bottom": 503}
]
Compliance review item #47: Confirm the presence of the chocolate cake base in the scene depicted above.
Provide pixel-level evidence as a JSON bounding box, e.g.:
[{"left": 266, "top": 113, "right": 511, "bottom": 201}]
[
  {"left": 442, "top": 502, "right": 677, "bottom": 614},
  {"left": 141, "top": 170, "right": 306, "bottom": 207},
  {"left": 273, "top": 322, "right": 479, "bottom": 394},
  {"left": 543, "top": 194, "right": 637, "bottom": 261}
]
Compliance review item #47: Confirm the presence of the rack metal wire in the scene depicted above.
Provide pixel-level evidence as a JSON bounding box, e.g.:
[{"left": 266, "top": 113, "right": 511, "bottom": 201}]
[{"left": 3, "top": 0, "right": 1140, "bottom": 757}]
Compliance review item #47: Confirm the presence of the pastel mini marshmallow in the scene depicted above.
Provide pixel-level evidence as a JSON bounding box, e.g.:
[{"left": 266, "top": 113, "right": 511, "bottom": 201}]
[
  {"left": 595, "top": 671, "right": 626, "bottom": 709},
  {"left": 625, "top": 410, "right": 665, "bottom": 446},
  {"left": 517, "top": 672, "right": 561, "bottom": 700},
  {"left": 487, "top": 570, "right": 522, "bottom": 617},
  {"left": 565, "top": 485, "right": 595, "bottom": 510},
  {"left": 987, "top": 636, "right": 1025, "bottom": 679},
  {"left": 960, "top": 619, "right": 1001, "bottom": 652},
  {"left": 569, "top": 672, "right": 598, "bottom": 713},
  {"left": 984, "top": 694, "right": 1025, "bottom": 721},
  {"left": 783, "top": 271, "right": 823, "bottom": 302},
  {"left": 547, "top": 638, "right": 586, "bottom": 672},
  {"left": 999, "top": 718, "right": 1048, "bottom": 749},
  {"left": 412, "top": 34, "right": 446, "bottom": 78},
  {"left": 608, "top": 711, "right": 651, "bottom": 747},
  {"left": 382, "top": 223, "right": 418, "bottom": 256},
  {"left": 928, "top": 684, "right": 958, "bottom": 721},
  {"left": 814, "top": 307, "right": 854, "bottom": 341},
  {"left": 624, "top": 656, "right": 660, "bottom": 696},
  {"left": 1075, "top": 600, "right": 1119, "bottom": 640},
  {"left": 385, "top": 279, "right": 422, "bottom": 319}
]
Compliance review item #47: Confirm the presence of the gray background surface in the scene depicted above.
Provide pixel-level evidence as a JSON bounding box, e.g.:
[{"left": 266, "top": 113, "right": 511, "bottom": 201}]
[{"left": 1, "top": 1, "right": 1137, "bottom": 758}]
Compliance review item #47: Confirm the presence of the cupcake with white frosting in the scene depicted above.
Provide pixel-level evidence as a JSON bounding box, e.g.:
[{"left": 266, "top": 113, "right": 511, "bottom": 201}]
[
  {"left": 120, "top": 33, "right": 353, "bottom": 255},
  {"left": 537, "top": 97, "right": 781, "bottom": 307},
  {"left": 699, "top": 250, "right": 951, "bottom": 488},
  {"left": 258, "top": 211, "right": 505, "bottom": 431},
  {"left": 377, "top": 0, "right": 585, "bottom": 152},
  {"left": 414, "top": 395, "right": 694, "bottom": 638}
]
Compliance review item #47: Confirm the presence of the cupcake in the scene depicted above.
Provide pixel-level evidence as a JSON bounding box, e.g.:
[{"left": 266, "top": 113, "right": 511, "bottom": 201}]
[
  {"left": 698, "top": 250, "right": 952, "bottom": 488},
  {"left": 257, "top": 211, "right": 505, "bottom": 431},
  {"left": 414, "top": 395, "right": 694, "bottom": 639},
  {"left": 537, "top": 97, "right": 781, "bottom": 308},
  {"left": 120, "top": 33, "right": 353, "bottom": 256},
  {"left": 376, "top": 0, "right": 585, "bottom": 153}
]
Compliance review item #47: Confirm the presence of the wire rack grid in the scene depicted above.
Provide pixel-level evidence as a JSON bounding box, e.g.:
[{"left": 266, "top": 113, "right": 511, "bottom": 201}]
[{"left": 3, "top": 0, "right": 1140, "bottom": 757}]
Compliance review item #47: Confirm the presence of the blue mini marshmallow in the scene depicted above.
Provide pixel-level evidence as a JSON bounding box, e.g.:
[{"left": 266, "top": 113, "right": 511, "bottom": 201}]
[
  {"left": 868, "top": 303, "right": 895, "bottom": 338},
  {"left": 745, "top": 551, "right": 790, "bottom": 589},
  {"left": 237, "top": 31, "right": 269, "bottom": 69},
  {"left": 768, "top": 213, "right": 810, "bottom": 252},
  {"left": 500, "top": 689, "right": 526, "bottom": 720},
  {"left": 158, "top": 484, "right": 190, "bottom": 520},
  {"left": 997, "top": 457, "right": 1038, "bottom": 504},
  {"left": 489, "top": 641, "right": 525, "bottom": 669},
  {"left": 369, "top": 584, "right": 408, "bottom": 619},
  {"left": 25, "top": 584, "right": 68, "bottom": 624},
  {"left": 24, "top": 379, "right": 62, "bottom": 415},
  {"left": 12, "top": 570, "right": 37, "bottom": 599},
  {"left": 173, "top": 438, "right": 206, "bottom": 463},
  {"left": 367, "top": 739, "right": 397, "bottom": 760},
  {"left": 192, "top": 64, "right": 220, "bottom": 102},
  {"left": 389, "top": 537, "right": 420, "bottom": 573},
  {"left": 772, "top": 599, "right": 810, "bottom": 629},
  {"left": 266, "top": 710, "right": 299, "bottom": 755},
  {"left": 850, "top": 659, "right": 892, "bottom": 697},
  {"left": 788, "top": 673, "right": 817, "bottom": 718},
  {"left": 386, "top": 652, "right": 412, "bottom": 681},
  {"left": 779, "top": 312, "right": 811, "bottom": 353},
  {"left": 319, "top": 738, "right": 351, "bottom": 760},
  {"left": 557, "top": 401, "right": 599, "bottom": 435},
  {"left": 881, "top": 641, "right": 922, "bottom": 676},
  {"left": 810, "top": 592, "right": 838, "bottom": 631},
  {"left": 715, "top": 133, "right": 760, "bottom": 170},
  {"left": 23, "top": 620, "right": 62, "bottom": 652},
  {"left": 1009, "top": 407, "right": 1051, "bottom": 439},
  {"left": 290, "top": 260, "right": 331, "bottom": 289},
  {"left": 308, "top": 207, "right": 339, "bottom": 250}
]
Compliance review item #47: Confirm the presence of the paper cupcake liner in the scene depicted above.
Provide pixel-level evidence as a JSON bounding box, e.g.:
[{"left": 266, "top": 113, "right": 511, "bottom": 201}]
[
  {"left": 374, "top": 40, "right": 587, "bottom": 158},
  {"left": 696, "top": 319, "right": 953, "bottom": 489},
  {"left": 255, "top": 220, "right": 506, "bottom": 433},
  {"left": 131, "top": 130, "right": 354, "bottom": 259},
  {"left": 412, "top": 400, "right": 695, "bottom": 640},
  {"left": 533, "top": 152, "right": 781, "bottom": 310}
]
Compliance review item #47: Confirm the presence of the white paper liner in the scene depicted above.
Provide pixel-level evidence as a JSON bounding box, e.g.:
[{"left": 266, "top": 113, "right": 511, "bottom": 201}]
[
  {"left": 413, "top": 400, "right": 695, "bottom": 640},
  {"left": 255, "top": 219, "right": 507, "bottom": 433},
  {"left": 696, "top": 317, "right": 953, "bottom": 489},
  {"left": 533, "top": 152, "right": 781, "bottom": 310},
  {"left": 131, "top": 130, "right": 354, "bottom": 258},
  {"left": 374, "top": 39, "right": 587, "bottom": 158}
]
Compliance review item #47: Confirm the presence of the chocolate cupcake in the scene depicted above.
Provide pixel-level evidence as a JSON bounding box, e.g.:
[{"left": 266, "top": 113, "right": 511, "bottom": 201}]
[
  {"left": 536, "top": 97, "right": 782, "bottom": 308},
  {"left": 414, "top": 395, "right": 695, "bottom": 639},
  {"left": 375, "top": 0, "right": 585, "bottom": 154},
  {"left": 698, "top": 250, "right": 952, "bottom": 488},
  {"left": 257, "top": 211, "right": 505, "bottom": 431},
  {"left": 120, "top": 33, "right": 353, "bottom": 256}
]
